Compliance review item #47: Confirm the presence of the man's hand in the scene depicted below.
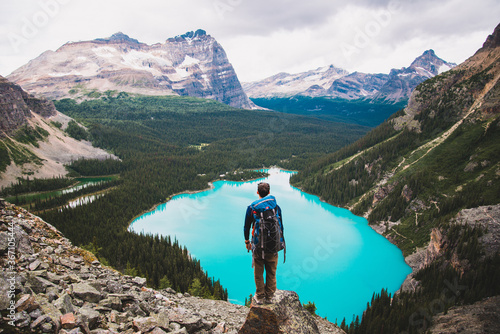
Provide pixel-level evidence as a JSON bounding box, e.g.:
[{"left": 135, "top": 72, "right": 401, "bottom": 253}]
[{"left": 245, "top": 240, "right": 252, "bottom": 252}]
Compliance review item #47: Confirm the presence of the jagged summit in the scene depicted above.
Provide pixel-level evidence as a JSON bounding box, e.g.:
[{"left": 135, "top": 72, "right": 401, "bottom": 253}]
[
  {"left": 408, "top": 49, "right": 456, "bottom": 77},
  {"left": 171, "top": 29, "right": 208, "bottom": 41},
  {"left": 0, "top": 74, "right": 56, "bottom": 137},
  {"left": 481, "top": 22, "right": 500, "bottom": 50},
  {"left": 7, "top": 30, "right": 255, "bottom": 109},
  {"left": 94, "top": 32, "right": 141, "bottom": 45},
  {"left": 244, "top": 50, "right": 456, "bottom": 102}
]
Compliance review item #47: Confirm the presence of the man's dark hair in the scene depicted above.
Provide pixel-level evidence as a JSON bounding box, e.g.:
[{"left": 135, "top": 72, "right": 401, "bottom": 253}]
[{"left": 258, "top": 182, "right": 270, "bottom": 197}]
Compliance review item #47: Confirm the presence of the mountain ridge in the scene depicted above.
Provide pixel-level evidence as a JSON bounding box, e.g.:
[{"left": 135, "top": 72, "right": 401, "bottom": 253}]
[
  {"left": 0, "top": 75, "right": 116, "bottom": 187},
  {"left": 7, "top": 31, "right": 255, "bottom": 110},
  {"left": 244, "top": 50, "right": 456, "bottom": 103}
]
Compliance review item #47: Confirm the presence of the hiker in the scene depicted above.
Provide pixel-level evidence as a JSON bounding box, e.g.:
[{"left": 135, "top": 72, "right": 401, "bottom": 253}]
[{"left": 244, "top": 182, "right": 285, "bottom": 305}]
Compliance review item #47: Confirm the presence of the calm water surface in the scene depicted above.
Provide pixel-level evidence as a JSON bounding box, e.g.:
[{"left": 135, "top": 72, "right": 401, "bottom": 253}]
[{"left": 130, "top": 168, "right": 411, "bottom": 322}]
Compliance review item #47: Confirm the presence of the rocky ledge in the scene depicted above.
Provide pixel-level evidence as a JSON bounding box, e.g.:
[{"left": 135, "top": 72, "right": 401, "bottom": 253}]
[
  {"left": 0, "top": 199, "right": 341, "bottom": 333},
  {"left": 239, "top": 290, "right": 344, "bottom": 334},
  {"left": 400, "top": 204, "right": 500, "bottom": 293}
]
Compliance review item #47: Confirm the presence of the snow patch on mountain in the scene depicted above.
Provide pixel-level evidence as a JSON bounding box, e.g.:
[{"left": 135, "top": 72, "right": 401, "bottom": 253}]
[
  {"left": 8, "top": 31, "right": 255, "bottom": 109},
  {"left": 244, "top": 50, "right": 456, "bottom": 102}
]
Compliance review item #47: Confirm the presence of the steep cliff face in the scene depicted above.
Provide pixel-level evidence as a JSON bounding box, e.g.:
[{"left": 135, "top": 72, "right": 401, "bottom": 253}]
[
  {"left": 0, "top": 76, "right": 56, "bottom": 137},
  {"left": 0, "top": 76, "right": 115, "bottom": 187},
  {"left": 7, "top": 30, "right": 255, "bottom": 109}
]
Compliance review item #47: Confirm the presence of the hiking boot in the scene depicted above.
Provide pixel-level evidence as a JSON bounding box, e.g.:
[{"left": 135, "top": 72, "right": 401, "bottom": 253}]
[{"left": 252, "top": 295, "right": 264, "bottom": 305}]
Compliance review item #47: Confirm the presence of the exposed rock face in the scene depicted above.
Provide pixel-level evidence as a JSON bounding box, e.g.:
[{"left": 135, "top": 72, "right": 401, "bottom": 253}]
[
  {"left": 0, "top": 76, "right": 116, "bottom": 187},
  {"left": 7, "top": 30, "right": 255, "bottom": 109},
  {"left": 242, "top": 65, "right": 348, "bottom": 98},
  {"left": 0, "top": 199, "right": 340, "bottom": 333},
  {"left": 400, "top": 204, "right": 500, "bottom": 293},
  {"left": 479, "top": 22, "right": 500, "bottom": 51},
  {"left": 453, "top": 205, "right": 500, "bottom": 256},
  {"left": 0, "top": 75, "right": 56, "bottom": 137},
  {"left": 239, "top": 290, "right": 344, "bottom": 334},
  {"left": 243, "top": 50, "right": 455, "bottom": 102},
  {"left": 326, "top": 72, "right": 389, "bottom": 100},
  {"left": 429, "top": 296, "right": 500, "bottom": 334}
]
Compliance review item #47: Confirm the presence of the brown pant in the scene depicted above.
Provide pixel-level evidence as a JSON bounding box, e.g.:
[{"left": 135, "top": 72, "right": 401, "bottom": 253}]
[{"left": 253, "top": 252, "right": 278, "bottom": 299}]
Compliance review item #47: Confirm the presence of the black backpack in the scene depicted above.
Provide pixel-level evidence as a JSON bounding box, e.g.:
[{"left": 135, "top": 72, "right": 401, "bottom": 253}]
[{"left": 252, "top": 207, "right": 286, "bottom": 262}]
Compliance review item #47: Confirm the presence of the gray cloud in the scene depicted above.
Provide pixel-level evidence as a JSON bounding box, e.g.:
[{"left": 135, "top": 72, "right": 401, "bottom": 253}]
[{"left": 0, "top": 0, "right": 498, "bottom": 81}]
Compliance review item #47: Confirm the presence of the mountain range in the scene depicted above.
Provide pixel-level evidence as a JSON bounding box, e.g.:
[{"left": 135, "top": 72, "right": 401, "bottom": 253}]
[
  {"left": 7, "top": 30, "right": 255, "bottom": 110},
  {"left": 7, "top": 30, "right": 455, "bottom": 109},
  {"left": 243, "top": 49, "right": 456, "bottom": 102}
]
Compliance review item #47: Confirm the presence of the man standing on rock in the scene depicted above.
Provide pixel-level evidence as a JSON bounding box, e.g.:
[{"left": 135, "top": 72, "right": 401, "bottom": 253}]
[{"left": 244, "top": 182, "right": 285, "bottom": 305}]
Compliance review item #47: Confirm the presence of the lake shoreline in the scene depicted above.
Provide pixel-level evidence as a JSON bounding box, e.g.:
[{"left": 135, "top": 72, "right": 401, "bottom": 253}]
[
  {"left": 128, "top": 170, "right": 272, "bottom": 229},
  {"left": 128, "top": 167, "right": 412, "bottom": 321}
]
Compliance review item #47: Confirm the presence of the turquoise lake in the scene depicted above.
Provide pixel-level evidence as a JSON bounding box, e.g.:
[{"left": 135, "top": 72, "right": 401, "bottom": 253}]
[{"left": 129, "top": 168, "right": 411, "bottom": 323}]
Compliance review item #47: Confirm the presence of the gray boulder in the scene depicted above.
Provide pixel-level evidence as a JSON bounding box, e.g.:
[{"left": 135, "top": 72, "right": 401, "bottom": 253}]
[{"left": 71, "top": 283, "right": 102, "bottom": 303}]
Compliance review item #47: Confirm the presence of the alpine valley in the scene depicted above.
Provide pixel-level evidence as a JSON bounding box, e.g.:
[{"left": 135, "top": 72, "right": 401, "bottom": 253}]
[{"left": 1, "top": 22, "right": 499, "bottom": 334}]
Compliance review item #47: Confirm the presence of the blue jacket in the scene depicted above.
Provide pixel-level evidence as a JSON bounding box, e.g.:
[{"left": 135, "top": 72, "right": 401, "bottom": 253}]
[{"left": 244, "top": 195, "right": 284, "bottom": 243}]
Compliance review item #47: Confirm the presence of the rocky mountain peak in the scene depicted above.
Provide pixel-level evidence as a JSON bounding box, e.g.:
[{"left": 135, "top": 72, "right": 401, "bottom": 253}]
[
  {"left": 243, "top": 64, "right": 349, "bottom": 98},
  {"left": 94, "top": 32, "right": 142, "bottom": 45},
  {"left": 180, "top": 29, "right": 207, "bottom": 40},
  {"left": 167, "top": 29, "right": 210, "bottom": 43},
  {"left": 245, "top": 50, "right": 455, "bottom": 102},
  {"left": 408, "top": 49, "right": 456, "bottom": 77},
  {"left": 0, "top": 75, "right": 56, "bottom": 137},
  {"left": 7, "top": 30, "right": 255, "bottom": 109},
  {"left": 481, "top": 23, "right": 500, "bottom": 50}
]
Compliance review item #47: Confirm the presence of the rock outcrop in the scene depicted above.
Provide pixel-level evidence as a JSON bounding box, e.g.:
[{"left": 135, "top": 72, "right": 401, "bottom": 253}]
[
  {"left": 400, "top": 204, "right": 500, "bottom": 293},
  {"left": 0, "top": 199, "right": 341, "bottom": 333},
  {"left": 429, "top": 295, "right": 500, "bottom": 334},
  {"left": 7, "top": 30, "right": 255, "bottom": 110},
  {"left": 238, "top": 290, "right": 344, "bottom": 334},
  {"left": 0, "top": 75, "right": 56, "bottom": 137},
  {"left": 0, "top": 76, "right": 116, "bottom": 188}
]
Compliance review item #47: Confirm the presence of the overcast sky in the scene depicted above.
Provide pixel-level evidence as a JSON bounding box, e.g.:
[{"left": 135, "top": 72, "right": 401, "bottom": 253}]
[{"left": 0, "top": 0, "right": 499, "bottom": 82}]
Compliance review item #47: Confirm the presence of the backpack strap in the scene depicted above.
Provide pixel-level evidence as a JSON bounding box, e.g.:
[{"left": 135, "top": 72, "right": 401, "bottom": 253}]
[
  {"left": 259, "top": 211, "right": 265, "bottom": 259},
  {"left": 283, "top": 238, "right": 286, "bottom": 264}
]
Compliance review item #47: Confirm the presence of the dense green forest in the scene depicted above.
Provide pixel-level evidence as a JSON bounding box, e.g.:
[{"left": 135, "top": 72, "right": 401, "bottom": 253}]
[
  {"left": 252, "top": 96, "right": 407, "bottom": 127},
  {"left": 9, "top": 94, "right": 370, "bottom": 300}
]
